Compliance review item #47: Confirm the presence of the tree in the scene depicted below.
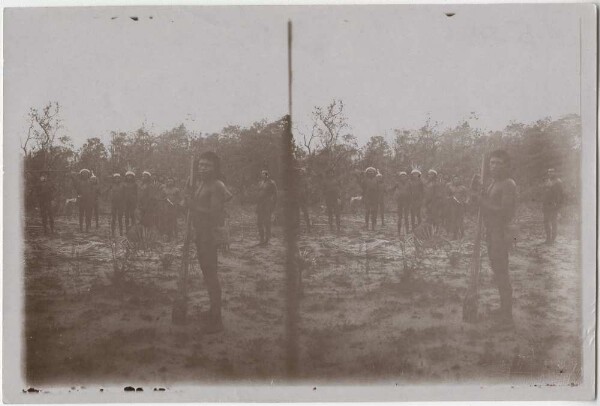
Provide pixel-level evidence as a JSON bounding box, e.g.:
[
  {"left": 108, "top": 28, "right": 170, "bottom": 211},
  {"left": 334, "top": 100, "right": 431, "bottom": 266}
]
[
  {"left": 362, "top": 135, "right": 392, "bottom": 170},
  {"left": 108, "top": 131, "right": 130, "bottom": 171},
  {"left": 79, "top": 137, "right": 108, "bottom": 175},
  {"left": 392, "top": 115, "right": 443, "bottom": 173},
  {"left": 154, "top": 124, "right": 190, "bottom": 179},
  {"left": 299, "top": 99, "right": 353, "bottom": 159},
  {"left": 130, "top": 126, "right": 156, "bottom": 172},
  {"left": 20, "top": 102, "right": 67, "bottom": 170}
]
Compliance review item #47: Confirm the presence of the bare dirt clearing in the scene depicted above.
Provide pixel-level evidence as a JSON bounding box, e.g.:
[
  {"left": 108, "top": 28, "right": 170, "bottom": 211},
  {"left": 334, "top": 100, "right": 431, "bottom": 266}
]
[{"left": 24, "top": 206, "right": 581, "bottom": 387}]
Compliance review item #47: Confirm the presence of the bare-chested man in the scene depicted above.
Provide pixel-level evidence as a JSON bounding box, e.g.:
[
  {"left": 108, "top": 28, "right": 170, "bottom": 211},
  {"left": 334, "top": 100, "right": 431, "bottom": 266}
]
[
  {"left": 474, "top": 149, "right": 517, "bottom": 327},
  {"left": 185, "top": 151, "right": 230, "bottom": 333}
]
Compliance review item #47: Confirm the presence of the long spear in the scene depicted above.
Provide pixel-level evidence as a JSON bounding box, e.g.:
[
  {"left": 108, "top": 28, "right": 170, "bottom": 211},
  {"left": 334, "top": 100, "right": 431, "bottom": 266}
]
[
  {"left": 462, "top": 154, "right": 486, "bottom": 322},
  {"left": 283, "top": 19, "right": 299, "bottom": 377},
  {"left": 172, "top": 155, "right": 195, "bottom": 324}
]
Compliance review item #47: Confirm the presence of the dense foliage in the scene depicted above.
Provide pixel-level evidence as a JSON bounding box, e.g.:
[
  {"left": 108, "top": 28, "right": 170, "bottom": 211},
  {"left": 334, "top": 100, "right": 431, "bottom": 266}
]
[{"left": 22, "top": 101, "right": 581, "bottom": 210}]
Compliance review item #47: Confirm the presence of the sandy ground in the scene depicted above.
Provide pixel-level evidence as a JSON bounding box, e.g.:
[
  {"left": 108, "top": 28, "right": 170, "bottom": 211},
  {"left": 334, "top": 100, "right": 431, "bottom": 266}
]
[{"left": 23, "top": 204, "right": 581, "bottom": 387}]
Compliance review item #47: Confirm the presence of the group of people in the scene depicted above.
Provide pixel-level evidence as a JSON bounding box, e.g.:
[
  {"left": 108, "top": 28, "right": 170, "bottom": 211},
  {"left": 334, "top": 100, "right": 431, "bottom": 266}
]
[
  {"left": 270, "top": 153, "right": 563, "bottom": 330},
  {"left": 360, "top": 167, "right": 469, "bottom": 239},
  {"left": 71, "top": 168, "right": 183, "bottom": 239},
  {"left": 284, "top": 165, "right": 472, "bottom": 239},
  {"left": 31, "top": 148, "right": 566, "bottom": 332},
  {"left": 33, "top": 168, "right": 183, "bottom": 239}
]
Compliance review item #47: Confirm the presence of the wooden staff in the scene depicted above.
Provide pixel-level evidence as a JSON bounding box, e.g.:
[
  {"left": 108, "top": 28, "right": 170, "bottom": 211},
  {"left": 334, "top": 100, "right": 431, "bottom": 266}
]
[
  {"left": 172, "top": 155, "right": 195, "bottom": 324},
  {"left": 462, "top": 154, "right": 486, "bottom": 322},
  {"left": 284, "top": 19, "right": 300, "bottom": 377}
]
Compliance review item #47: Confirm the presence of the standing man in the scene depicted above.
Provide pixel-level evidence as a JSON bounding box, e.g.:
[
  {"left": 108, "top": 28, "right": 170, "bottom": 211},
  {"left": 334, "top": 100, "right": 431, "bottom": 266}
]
[
  {"left": 393, "top": 171, "right": 411, "bottom": 235},
  {"left": 542, "top": 168, "right": 564, "bottom": 244},
  {"left": 362, "top": 167, "right": 379, "bottom": 231},
  {"left": 323, "top": 167, "right": 342, "bottom": 233},
  {"left": 448, "top": 175, "right": 468, "bottom": 239},
  {"left": 424, "top": 169, "right": 443, "bottom": 227},
  {"left": 296, "top": 167, "right": 311, "bottom": 233},
  {"left": 139, "top": 171, "right": 158, "bottom": 230},
  {"left": 256, "top": 169, "right": 278, "bottom": 245},
  {"left": 409, "top": 169, "right": 424, "bottom": 230},
  {"left": 442, "top": 175, "right": 453, "bottom": 231},
  {"left": 90, "top": 174, "right": 100, "bottom": 230},
  {"left": 37, "top": 171, "right": 55, "bottom": 235},
  {"left": 108, "top": 173, "right": 125, "bottom": 237},
  {"left": 186, "top": 151, "right": 230, "bottom": 333},
  {"left": 162, "top": 177, "right": 182, "bottom": 240},
  {"left": 74, "top": 169, "right": 93, "bottom": 233},
  {"left": 474, "top": 150, "right": 517, "bottom": 327},
  {"left": 376, "top": 171, "right": 385, "bottom": 226},
  {"left": 123, "top": 171, "right": 138, "bottom": 231},
  {"left": 154, "top": 175, "right": 167, "bottom": 235}
]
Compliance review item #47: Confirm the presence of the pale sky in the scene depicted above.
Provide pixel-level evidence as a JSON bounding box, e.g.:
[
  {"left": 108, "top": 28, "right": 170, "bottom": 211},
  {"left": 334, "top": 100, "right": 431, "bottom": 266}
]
[{"left": 4, "top": 4, "right": 583, "bottom": 148}]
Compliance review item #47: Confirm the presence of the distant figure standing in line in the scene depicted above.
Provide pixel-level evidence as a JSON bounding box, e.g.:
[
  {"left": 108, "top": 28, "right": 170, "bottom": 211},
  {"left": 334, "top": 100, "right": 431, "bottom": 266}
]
[
  {"left": 90, "top": 174, "right": 100, "bottom": 230},
  {"left": 409, "top": 169, "right": 424, "bottom": 230},
  {"left": 123, "top": 171, "right": 138, "bottom": 231},
  {"left": 542, "top": 168, "right": 564, "bottom": 244},
  {"left": 139, "top": 171, "right": 158, "bottom": 230},
  {"left": 362, "top": 167, "right": 379, "bottom": 231},
  {"left": 323, "top": 167, "right": 342, "bottom": 233},
  {"left": 296, "top": 167, "right": 311, "bottom": 233},
  {"left": 424, "top": 169, "right": 443, "bottom": 227},
  {"left": 73, "top": 168, "right": 93, "bottom": 233},
  {"left": 442, "top": 175, "right": 453, "bottom": 231},
  {"left": 392, "top": 171, "right": 411, "bottom": 235},
  {"left": 108, "top": 173, "right": 125, "bottom": 236},
  {"left": 37, "top": 171, "right": 55, "bottom": 235},
  {"left": 376, "top": 171, "right": 385, "bottom": 226},
  {"left": 256, "top": 169, "right": 278, "bottom": 245}
]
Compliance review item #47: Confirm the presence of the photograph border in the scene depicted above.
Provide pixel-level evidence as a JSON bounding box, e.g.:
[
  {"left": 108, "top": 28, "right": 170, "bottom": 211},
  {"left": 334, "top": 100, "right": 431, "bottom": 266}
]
[{"left": 2, "top": 1, "right": 597, "bottom": 403}]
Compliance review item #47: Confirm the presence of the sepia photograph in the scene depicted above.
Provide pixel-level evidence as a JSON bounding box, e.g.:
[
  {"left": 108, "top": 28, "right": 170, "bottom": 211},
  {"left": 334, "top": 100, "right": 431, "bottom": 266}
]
[{"left": 2, "top": 3, "right": 597, "bottom": 402}]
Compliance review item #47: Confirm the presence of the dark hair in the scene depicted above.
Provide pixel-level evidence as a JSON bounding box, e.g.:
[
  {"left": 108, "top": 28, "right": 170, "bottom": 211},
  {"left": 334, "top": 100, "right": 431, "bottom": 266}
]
[
  {"left": 489, "top": 149, "right": 511, "bottom": 165},
  {"left": 198, "top": 151, "right": 223, "bottom": 180}
]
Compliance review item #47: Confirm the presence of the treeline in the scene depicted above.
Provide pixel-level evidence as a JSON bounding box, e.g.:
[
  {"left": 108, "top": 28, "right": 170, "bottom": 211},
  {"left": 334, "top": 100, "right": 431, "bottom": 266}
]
[{"left": 22, "top": 100, "right": 581, "bottom": 211}]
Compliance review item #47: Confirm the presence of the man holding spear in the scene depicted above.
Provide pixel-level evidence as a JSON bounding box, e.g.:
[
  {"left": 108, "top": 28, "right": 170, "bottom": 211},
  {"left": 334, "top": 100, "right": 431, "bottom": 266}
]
[
  {"left": 465, "top": 149, "right": 517, "bottom": 328},
  {"left": 175, "top": 151, "right": 229, "bottom": 333}
]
